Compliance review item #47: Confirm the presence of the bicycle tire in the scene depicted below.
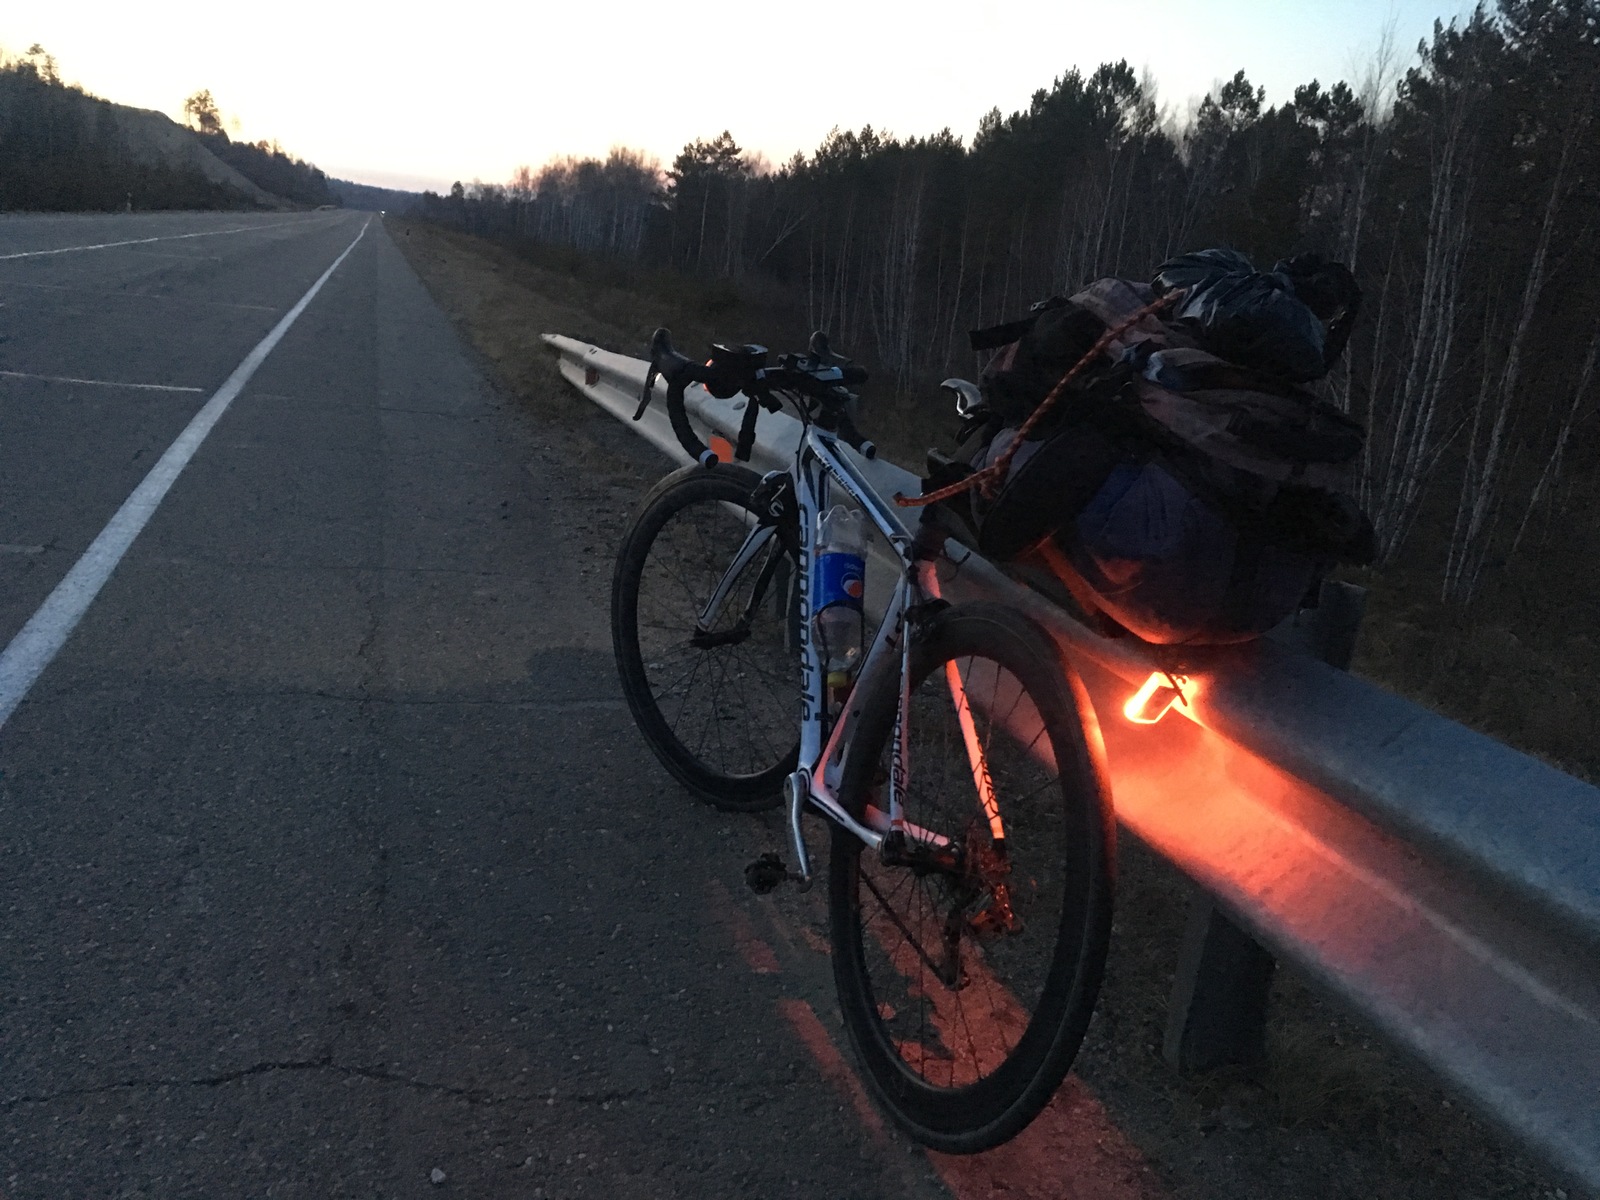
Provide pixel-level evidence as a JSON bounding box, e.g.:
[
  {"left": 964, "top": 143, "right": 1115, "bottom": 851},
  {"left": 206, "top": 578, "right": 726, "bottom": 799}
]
[
  {"left": 828, "top": 601, "right": 1114, "bottom": 1151},
  {"left": 611, "top": 464, "right": 799, "bottom": 811}
]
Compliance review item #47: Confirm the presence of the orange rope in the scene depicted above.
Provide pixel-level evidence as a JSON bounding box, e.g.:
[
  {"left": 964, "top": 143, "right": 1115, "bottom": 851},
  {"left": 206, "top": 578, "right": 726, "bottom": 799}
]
[{"left": 895, "top": 290, "right": 1182, "bottom": 508}]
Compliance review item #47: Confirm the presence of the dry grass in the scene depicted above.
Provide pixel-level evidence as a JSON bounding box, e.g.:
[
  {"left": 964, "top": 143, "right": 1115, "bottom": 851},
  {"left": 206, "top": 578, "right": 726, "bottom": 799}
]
[
  {"left": 1351, "top": 543, "right": 1600, "bottom": 782},
  {"left": 384, "top": 218, "right": 816, "bottom": 409},
  {"left": 389, "top": 217, "right": 1579, "bottom": 1200},
  {"left": 384, "top": 217, "right": 963, "bottom": 467}
]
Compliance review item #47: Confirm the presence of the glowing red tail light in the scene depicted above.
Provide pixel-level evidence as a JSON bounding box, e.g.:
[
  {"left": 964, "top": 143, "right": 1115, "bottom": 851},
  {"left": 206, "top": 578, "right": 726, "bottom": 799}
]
[{"left": 1123, "top": 671, "right": 1190, "bottom": 725}]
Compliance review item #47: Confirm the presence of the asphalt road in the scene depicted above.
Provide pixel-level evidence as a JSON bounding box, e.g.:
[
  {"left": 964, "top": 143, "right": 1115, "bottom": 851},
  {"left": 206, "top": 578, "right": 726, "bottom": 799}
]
[{"left": 0, "top": 211, "right": 973, "bottom": 1198}]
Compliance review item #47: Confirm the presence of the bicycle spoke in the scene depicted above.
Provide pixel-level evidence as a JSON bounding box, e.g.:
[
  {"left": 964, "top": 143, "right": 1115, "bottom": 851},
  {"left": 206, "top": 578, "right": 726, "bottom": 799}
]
[
  {"left": 846, "top": 641, "right": 1077, "bottom": 1094},
  {"left": 623, "top": 481, "right": 797, "bottom": 791}
]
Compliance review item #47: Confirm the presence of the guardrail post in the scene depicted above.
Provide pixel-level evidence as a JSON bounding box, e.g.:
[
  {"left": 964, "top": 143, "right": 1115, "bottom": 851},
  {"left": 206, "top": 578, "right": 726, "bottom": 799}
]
[
  {"left": 1162, "top": 580, "right": 1368, "bottom": 1072},
  {"left": 1163, "top": 892, "right": 1277, "bottom": 1071},
  {"left": 1285, "top": 578, "right": 1367, "bottom": 674}
]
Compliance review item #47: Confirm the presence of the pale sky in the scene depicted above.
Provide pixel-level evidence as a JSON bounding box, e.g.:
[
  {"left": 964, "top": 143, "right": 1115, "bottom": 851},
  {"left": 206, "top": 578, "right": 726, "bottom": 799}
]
[{"left": 11, "top": 1, "right": 1475, "bottom": 193}]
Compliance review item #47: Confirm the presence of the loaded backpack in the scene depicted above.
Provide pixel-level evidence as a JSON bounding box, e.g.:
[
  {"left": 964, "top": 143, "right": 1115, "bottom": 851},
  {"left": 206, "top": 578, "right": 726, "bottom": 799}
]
[{"left": 948, "top": 249, "right": 1372, "bottom": 647}]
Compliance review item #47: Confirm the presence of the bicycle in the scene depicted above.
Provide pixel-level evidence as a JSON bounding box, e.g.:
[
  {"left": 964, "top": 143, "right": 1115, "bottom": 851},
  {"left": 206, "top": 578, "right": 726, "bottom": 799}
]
[{"left": 609, "top": 329, "right": 1114, "bottom": 1152}]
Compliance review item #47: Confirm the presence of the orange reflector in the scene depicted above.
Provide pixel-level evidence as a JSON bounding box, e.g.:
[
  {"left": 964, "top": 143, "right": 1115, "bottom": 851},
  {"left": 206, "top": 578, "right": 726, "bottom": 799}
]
[
  {"left": 1123, "top": 671, "right": 1189, "bottom": 725},
  {"left": 709, "top": 435, "right": 735, "bottom": 463}
]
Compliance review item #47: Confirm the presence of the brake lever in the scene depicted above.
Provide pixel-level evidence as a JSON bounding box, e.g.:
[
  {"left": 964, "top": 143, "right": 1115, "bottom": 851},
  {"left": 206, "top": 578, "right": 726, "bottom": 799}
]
[
  {"left": 639, "top": 327, "right": 682, "bottom": 419},
  {"left": 636, "top": 364, "right": 659, "bottom": 420},
  {"left": 748, "top": 378, "right": 783, "bottom": 414},
  {"left": 808, "top": 330, "right": 853, "bottom": 368},
  {"left": 734, "top": 387, "right": 761, "bottom": 461},
  {"left": 835, "top": 408, "right": 877, "bottom": 460}
]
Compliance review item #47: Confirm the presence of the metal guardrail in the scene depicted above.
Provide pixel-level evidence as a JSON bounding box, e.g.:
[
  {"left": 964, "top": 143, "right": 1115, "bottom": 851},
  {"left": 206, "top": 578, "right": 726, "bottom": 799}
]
[{"left": 544, "top": 333, "right": 1600, "bottom": 1191}]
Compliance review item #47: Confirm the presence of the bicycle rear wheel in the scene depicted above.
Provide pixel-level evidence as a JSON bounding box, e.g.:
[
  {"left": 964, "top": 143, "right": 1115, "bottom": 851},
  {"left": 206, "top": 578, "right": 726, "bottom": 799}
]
[
  {"left": 611, "top": 464, "right": 798, "bottom": 810},
  {"left": 828, "top": 602, "right": 1114, "bottom": 1151}
]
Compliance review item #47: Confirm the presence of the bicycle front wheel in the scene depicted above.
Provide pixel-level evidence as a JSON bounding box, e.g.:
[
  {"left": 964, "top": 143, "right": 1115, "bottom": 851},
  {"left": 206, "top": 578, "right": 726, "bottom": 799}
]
[
  {"left": 611, "top": 464, "right": 799, "bottom": 810},
  {"left": 828, "top": 602, "right": 1114, "bottom": 1152}
]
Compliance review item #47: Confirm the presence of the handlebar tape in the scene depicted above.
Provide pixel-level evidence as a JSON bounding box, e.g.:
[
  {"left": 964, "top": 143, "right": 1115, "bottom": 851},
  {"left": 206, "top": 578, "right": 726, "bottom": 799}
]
[
  {"left": 664, "top": 374, "right": 718, "bottom": 467},
  {"left": 642, "top": 328, "right": 720, "bottom": 467}
]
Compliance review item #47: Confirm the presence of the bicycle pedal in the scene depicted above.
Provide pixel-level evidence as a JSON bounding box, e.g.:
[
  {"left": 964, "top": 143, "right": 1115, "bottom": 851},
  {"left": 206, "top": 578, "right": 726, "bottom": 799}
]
[{"left": 744, "top": 852, "right": 790, "bottom": 895}]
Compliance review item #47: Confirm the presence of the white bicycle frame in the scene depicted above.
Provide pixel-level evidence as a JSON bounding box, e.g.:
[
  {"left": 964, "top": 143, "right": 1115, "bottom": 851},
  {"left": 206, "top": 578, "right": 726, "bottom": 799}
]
[{"left": 696, "top": 420, "right": 997, "bottom": 887}]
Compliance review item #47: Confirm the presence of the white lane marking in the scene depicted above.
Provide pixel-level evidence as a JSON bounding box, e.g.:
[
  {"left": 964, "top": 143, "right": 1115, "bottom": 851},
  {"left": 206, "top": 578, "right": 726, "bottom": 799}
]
[
  {"left": 0, "top": 216, "right": 334, "bottom": 262},
  {"left": 0, "top": 370, "right": 204, "bottom": 394},
  {"left": 0, "top": 219, "right": 370, "bottom": 732}
]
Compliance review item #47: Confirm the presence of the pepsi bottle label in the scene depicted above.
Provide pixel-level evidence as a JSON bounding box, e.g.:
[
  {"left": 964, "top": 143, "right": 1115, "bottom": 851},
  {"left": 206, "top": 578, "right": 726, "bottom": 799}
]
[{"left": 816, "top": 552, "right": 865, "bottom": 612}]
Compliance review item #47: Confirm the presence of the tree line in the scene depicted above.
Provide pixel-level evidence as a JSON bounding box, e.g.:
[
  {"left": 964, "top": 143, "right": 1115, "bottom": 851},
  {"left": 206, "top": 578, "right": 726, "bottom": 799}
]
[
  {"left": 421, "top": 0, "right": 1599, "bottom": 606},
  {"left": 0, "top": 46, "right": 243, "bottom": 211}
]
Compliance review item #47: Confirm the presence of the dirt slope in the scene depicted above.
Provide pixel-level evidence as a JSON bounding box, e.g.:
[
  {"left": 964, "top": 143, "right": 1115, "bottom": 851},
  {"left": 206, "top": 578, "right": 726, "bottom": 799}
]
[{"left": 104, "top": 103, "right": 280, "bottom": 207}]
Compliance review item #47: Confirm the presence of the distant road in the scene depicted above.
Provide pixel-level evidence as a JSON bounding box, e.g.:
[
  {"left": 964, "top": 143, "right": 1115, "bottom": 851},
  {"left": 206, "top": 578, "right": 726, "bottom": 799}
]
[{"left": 0, "top": 211, "right": 974, "bottom": 1198}]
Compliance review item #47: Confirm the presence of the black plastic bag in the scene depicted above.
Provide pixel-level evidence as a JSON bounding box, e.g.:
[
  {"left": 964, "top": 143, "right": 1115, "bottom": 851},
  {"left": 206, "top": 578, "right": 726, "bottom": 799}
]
[
  {"left": 1274, "top": 253, "right": 1362, "bottom": 367},
  {"left": 1152, "top": 249, "right": 1338, "bottom": 382}
]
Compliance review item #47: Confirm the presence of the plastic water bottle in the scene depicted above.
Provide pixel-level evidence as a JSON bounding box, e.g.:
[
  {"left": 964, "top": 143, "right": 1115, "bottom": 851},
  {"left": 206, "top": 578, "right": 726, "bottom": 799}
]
[{"left": 815, "top": 506, "right": 867, "bottom": 691}]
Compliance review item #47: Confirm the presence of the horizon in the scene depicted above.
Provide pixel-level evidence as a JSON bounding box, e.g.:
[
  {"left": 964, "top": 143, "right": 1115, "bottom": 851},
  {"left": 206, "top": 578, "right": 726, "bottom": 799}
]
[{"left": 5, "top": 1, "right": 1476, "bottom": 195}]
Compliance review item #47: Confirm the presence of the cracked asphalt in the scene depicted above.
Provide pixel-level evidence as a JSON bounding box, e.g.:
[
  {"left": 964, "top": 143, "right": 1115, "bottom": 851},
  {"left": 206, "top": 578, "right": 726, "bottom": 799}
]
[{"left": 0, "top": 212, "right": 957, "bottom": 1198}]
